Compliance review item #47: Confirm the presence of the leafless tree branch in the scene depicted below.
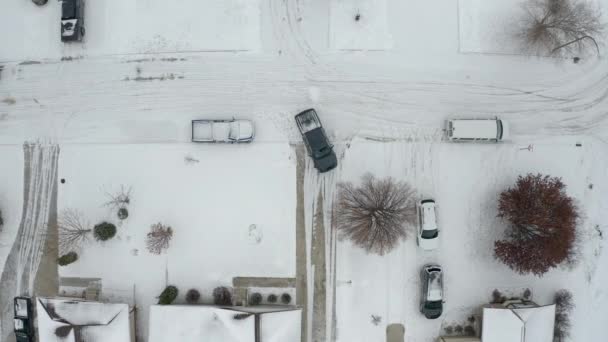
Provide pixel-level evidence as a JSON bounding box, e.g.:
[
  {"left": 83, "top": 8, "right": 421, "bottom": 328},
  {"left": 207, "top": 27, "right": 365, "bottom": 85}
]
[
  {"left": 336, "top": 173, "right": 417, "bottom": 255},
  {"left": 517, "top": 0, "right": 605, "bottom": 57},
  {"left": 146, "top": 222, "right": 173, "bottom": 255},
  {"left": 104, "top": 185, "right": 132, "bottom": 209},
  {"left": 58, "top": 208, "right": 91, "bottom": 254}
]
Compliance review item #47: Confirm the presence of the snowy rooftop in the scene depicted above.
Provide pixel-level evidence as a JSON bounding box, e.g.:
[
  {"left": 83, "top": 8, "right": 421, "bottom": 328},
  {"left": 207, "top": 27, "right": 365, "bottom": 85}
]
[
  {"left": 148, "top": 305, "right": 301, "bottom": 342},
  {"left": 36, "top": 297, "right": 132, "bottom": 342},
  {"left": 482, "top": 304, "right": 555, "bottom": 342}
]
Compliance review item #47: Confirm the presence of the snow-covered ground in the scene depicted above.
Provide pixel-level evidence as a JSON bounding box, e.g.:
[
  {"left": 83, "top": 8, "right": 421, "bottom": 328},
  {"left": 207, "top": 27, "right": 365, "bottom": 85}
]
[
  {"left": 1, "top": 0, "right": 608, "bottom": 341},
  {"left": 0, "top": 146, "right": 24, "bottom": 278},
  {"left": 57, "top": 135, "right": 295, "bottom": 340},
  {"left": 335, "top": 136, "right": 608, "bottom": 342},
  {"left": 0, "top": 0, "right": 261, "bottom": 61}
]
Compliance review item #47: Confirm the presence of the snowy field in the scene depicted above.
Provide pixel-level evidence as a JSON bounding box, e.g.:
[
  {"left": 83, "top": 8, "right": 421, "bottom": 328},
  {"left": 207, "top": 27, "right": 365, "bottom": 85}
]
[
  {"left": 335, "top": 136, "right": 608, "bottom": 342},
  {"left": 330, "top": 0, "right": 393, "bottom": 50},
  {"left": 458, "top": 0, "right": 525, "bottom": 54},
  {"left": 0, "top": 0, "right": 261, "bottom": 61},
  {"left": 57, "top": 140, "right": 296, "bottom": 340}
]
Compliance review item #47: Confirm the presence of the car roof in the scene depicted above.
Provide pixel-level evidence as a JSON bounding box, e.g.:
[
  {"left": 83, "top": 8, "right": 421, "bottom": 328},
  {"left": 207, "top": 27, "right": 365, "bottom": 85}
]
[
  {"left": 420, "top": 201, "right": 437, "bottom": 230},
  {"left": 426, "top": 268, "right": 443, "bottom": 301},
  {"left": 305, "top": 128, "right": 330, "bottom": 151},
  {"left": 449, "top": 119, "right": 499, "bottom": 139}
]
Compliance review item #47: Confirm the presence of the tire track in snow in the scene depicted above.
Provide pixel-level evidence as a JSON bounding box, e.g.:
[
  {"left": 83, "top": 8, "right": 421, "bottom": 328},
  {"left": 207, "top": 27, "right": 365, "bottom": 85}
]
[{"left": 0, "top": 142, "right": 59, "bottom": 340}]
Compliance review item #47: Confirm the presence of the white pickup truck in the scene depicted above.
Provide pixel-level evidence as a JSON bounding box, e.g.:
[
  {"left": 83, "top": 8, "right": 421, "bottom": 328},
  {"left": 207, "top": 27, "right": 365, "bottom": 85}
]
[{"left": 191, "top": 119, "right": 254, "bottom": 143}]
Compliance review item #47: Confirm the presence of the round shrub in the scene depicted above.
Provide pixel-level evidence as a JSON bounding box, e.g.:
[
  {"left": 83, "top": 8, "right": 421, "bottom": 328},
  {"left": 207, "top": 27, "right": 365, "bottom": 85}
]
[
  {"left": 158, "top": 285, "right": 178, "bottom": 305},
  {"left": 249, "top": 292, "right": 262, "bottom": 306},
  {"left": 186, "top": 289, "right": 201, "bottom": 304},
  {"left": 117, "top": 208, "right": 129, "bottom": 220},
  {"left": 267, "top": 294, "right": 278, "bottom": 303},
  {"left": 55, "top": 326, "right": 72, "bottom": 338},
  {"left": 281, "top": 293, "right": 292, "bottom": 304},
  {"left": 94, "top": 222, "right": 117, "bottom": 241},
  {"left": 57, "top": 252, "right": 78, "bottom": 266},
  {"left": 213, "top": 286, "right": 233, "bottom": 306}
]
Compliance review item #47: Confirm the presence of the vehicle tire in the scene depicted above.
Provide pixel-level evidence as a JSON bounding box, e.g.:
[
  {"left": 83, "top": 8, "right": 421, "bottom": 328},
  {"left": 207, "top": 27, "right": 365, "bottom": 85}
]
[
  {"left": 80, "top": 26, "right": 86, "bottom": 37},
  {"left": 32, "top": 0, "right": 48, "bottom": 6}
]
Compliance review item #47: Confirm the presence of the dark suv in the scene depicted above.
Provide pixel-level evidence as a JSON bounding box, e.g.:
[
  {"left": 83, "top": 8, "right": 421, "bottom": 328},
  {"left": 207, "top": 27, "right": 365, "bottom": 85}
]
[
  {"left": 420, "top": 264, "right": 444, "bottom": 319},
  {"left": 61, "top": 0, "right": 85, "bottom": 42},
  {"left": 295, "top": 109, "right": 337, "bottom": 173}
]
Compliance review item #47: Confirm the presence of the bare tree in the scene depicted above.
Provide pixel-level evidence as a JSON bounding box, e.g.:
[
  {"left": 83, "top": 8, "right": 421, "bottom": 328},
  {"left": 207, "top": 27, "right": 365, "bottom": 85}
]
[
  {"left": 104, "top": 185, "right": 132, "bottom": 220},
  {"left": 517, "top": 0, "right": 605, "bottom": 57},
  {"left": 336, "top": 174, "right": 417, "bottom": 255},
  {"left": 58, "top": 208, "right": 91, "bottom": 253},
  {"left": 146, "top": 222, "right": 173, "bottom": 255}
]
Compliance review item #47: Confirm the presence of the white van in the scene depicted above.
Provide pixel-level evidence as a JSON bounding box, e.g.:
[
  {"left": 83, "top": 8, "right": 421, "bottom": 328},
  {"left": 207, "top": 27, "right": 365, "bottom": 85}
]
[{"left": 445, "top": 119, "right": 509, "bottom": 142}]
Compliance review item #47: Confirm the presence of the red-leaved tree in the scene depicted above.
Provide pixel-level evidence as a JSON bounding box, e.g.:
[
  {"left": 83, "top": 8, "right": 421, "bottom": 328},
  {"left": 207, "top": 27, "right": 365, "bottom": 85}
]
[{"left": 494, "top": 174, "right": 578, "bottom": 276}]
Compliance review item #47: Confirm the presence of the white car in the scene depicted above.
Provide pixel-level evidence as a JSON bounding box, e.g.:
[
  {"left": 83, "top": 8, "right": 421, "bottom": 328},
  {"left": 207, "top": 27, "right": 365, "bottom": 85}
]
[
  {"left": 445, "top": 118, "right": 509, "bottom": 142},
  {"left": 191, "top": 119, "right": 254, "bottom": 143},
  {"left": 417, "top": 199, "right": 439, "bottom": 250}
]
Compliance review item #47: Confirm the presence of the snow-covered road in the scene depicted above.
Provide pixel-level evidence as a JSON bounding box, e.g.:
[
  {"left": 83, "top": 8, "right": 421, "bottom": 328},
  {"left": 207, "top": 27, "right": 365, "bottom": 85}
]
[{"left": 1, "top": 52, "right": 607, "bottom": 147}]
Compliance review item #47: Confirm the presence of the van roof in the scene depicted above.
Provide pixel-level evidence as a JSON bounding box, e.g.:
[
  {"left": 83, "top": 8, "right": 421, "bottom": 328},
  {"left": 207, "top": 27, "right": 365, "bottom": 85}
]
[{"left": 449, "top": 119, "right": 500, "bottom": 140}]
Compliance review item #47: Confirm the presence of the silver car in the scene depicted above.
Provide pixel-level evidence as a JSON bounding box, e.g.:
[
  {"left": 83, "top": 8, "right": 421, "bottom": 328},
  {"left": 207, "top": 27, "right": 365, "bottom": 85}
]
[{"left": 420, "top": 264, "right": 444, "bottom": 319}]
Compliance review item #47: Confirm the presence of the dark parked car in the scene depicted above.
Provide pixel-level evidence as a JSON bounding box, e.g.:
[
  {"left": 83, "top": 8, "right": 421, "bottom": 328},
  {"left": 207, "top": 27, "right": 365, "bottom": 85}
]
[
  {"left": 420, "top": 264, "right": 444, "bottom": 319},
  {"left": 61, "top": 0, "right": 85, "bottom": 42},
  {"left": 13, "top": 297, "right": 34, "bottom": 342},
  {"left": 295, "top": 109, "right": 337, "bottom": 173}
]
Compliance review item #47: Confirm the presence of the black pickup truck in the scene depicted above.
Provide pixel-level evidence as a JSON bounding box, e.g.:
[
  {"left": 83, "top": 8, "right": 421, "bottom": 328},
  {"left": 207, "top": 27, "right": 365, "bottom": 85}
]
[
  {"left": 61, "top": 0, "right": 85, "bottom": 42},
  {"left": 295, "top": 109, "right": 337, "bottom": 173}
]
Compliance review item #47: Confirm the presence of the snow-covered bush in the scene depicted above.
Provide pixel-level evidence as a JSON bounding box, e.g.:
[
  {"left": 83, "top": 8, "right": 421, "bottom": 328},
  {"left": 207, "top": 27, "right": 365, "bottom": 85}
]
[
  {"left": 517, "top": 0, "right": 604, "bottom": 57},
  {"left": 281, "top": 293, "right": 292, "bottom": 304},
  {"left": 57, "top": 252, "right": 78, "bottom": 266},
  {"left": 213, "top": 286, "right": 233, "bottom": 306},
  {"left": 491, "top": 289, "right": 507, "bottom": 304},
  {"left": 146, "top": 223, "right": 173, "bottom": 255},
  {"left": 336, "top": 173, "right": 417, "bottom": 255},
  {"left": 55, "top": 326, "right": 72, "bottom": 338},
  {"left": 494, "top": 174, "right": 578, "bottom": 276},
  {"left": 117, "top": 207, "right": 129, "bottom": 220},
  {"left": 93, "top": 222, "right": 117, "bottom": 241},
  {"left": 186, "top": 289, "right": 201, "bottom": 304},
  {"left": 157, "top": 286, "right": 178, "bottom": 305},
  {"left": 554, "top": 289, "right": 574, "bottom": 342},
  {"left": 267, "top": 294, "right": 277, "bottom": 303},
  {"left": 249, "top": 292, "right": 262, "bottom": 306}
]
